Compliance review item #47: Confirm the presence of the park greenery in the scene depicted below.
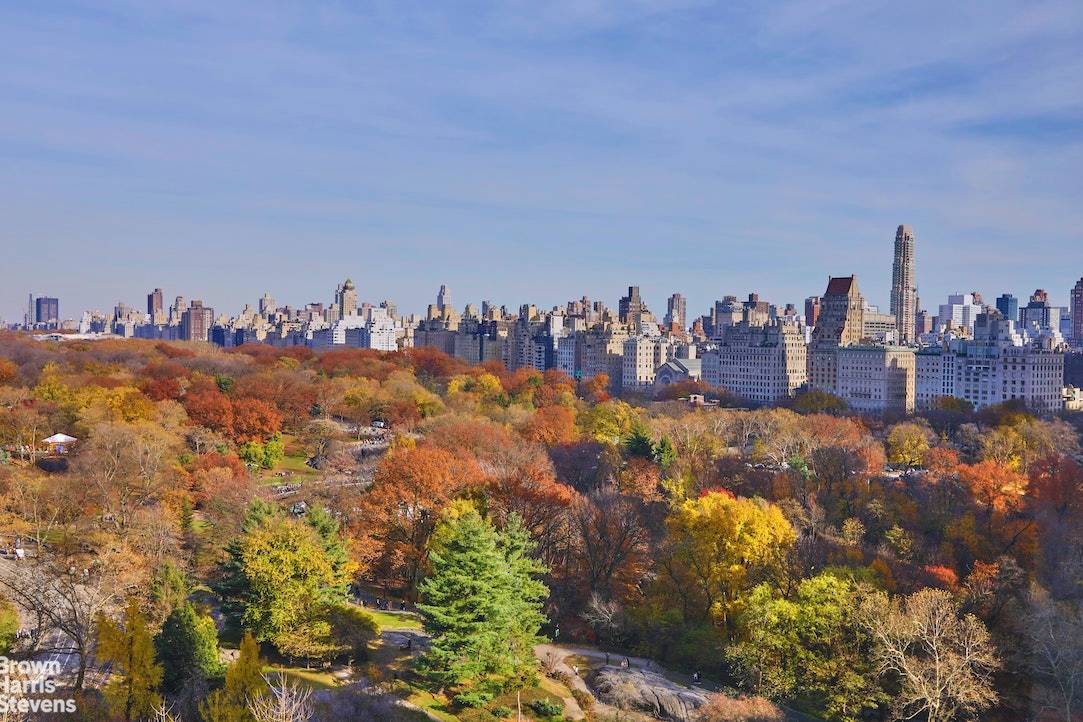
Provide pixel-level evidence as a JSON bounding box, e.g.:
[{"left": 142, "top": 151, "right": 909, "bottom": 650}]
[{"left": 0, "top": 333, "right": 1081, "bottom": 721}]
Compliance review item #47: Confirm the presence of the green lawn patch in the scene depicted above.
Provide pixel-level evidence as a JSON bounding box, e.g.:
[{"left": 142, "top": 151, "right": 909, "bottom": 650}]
[
  {"left": 263, "top": 665, "right": 338, "bottom": 690},
  {"left": 368, "top": 609, "right": 423, "bottom": 630}
]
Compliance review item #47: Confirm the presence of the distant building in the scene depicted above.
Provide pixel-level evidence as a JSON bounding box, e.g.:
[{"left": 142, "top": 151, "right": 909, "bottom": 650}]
[
  {"left": 1021, "top": 289, "right": 1060, "bottom": 335},
  {"left": 654, "top": 358, "right": 703, "bottom": 387},
  {"left": 804, "top": 296, "right": 821, "bottom": 327},
  {"left": 665, "top": 293, "right": 687, "bottom": 331},
  {"left": 916, "top": 313, "right": 1064, "bottom": 412},
  {"left": 701, "top": 320, "right": 807, "bottom": 404},
  {"left": 622, "top": 336, "right": 677, "bottom": 390},
  {"left": 618, "top": 286, "right": 646, "bottom": 327},
  {"left": 835, "top": 345, "right": 916, "bottom": 414},
  {"left": 937, "top": 293, "right": 983, "bottom": 334},
  {"left": 35, "top": 297, "right": 59, "bottom": 327},
  {"left": 996, "top": 294, "right": 1019, "bottom": 325},
  {"left": 335, "top": 278, "right": 358, "bottom": 319},
  {"left": 1071, "top": 278, "right": 1083, "bottom": 346},
  {"left": 890, "top": 225, "right": 917, "bottom": 344},
  {"left": 147, "top": 288, "right": 164, "bottom": 324},
  {"left": 181, "top": 300, "right": 214, "bottom": 342},
  {"left": 808, "top": 275, "right": 865, "bottom": 394},
  {"left": 259, "top": 292, "right": 277, "bottom": 317},
  {"left": 862, "top": 304, "right": 898, "bottom": 342}
]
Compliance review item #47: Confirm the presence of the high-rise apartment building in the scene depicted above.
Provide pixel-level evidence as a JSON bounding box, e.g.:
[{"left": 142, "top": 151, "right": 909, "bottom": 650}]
[
  {"left": 890, "top": 224, "right": 917, "bottom": 344},
  {"left": 1072, "top": 278, "right": 1083, "bottom": 345},
  {"left": 665, "top": 293, "right": 686, "bottom": 330},
  {"left": 35, "top": 297, "right": 59, "bottom": 326},
  {"left": 259, "top": 292, "right": 277, "bottom": 317},
  {"left": 835, "top": 345, "right": 916, "bottom": 413},
  {"left": 618, "top": 286, "right": 644, "bottom": 326},
  {"left": 996, "top": 294, "right": 1019, "bottom": 325},
  {"left": 916, "top": 313, "right": 1064, "bottom": 411},
  {"left": 147, "top": 288, "right": 163, "bottom": 321},
  {"left": 808, "top": 276, "right": 865, "bottom": 393},
  {"left": 1021, "top": 289, "right": 1060, "bottom": 335},
  {"left": 804, "top": 296, "right": 821, "bottom": 327},
  {"left": 335, "top": 278, "right": 358, "bottom": 319},
  {"left": 437, "top": 284, "right": 451, "bottom": 314},
  {"left": 181, "top": 300, "right": 214, "bottom": 342},
  {"left": 938, "top": 293, "right": 983, "bottom": 334}
]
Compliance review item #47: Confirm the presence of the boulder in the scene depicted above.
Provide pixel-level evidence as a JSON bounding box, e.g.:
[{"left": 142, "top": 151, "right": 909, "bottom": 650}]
[{"left": 590, "top": 665, "right": 710, "bottom": 722}]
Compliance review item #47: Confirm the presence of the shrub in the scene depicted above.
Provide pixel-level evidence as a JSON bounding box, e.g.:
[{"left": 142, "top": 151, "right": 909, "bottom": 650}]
[
  {"left": 693, "top": 695, "right": 784, "bottom": 722},
  {"left": 570, "top": 688, "right": 594, "bottom": 713},
  {"left": 529, "top": 698, "right": 564, "bottom": 717},
  {"left": 491, "top": 705, "right": 513, "bottom": 718},
  {"left": 455, "top": 690, "right": 494, "bottom": 708}
]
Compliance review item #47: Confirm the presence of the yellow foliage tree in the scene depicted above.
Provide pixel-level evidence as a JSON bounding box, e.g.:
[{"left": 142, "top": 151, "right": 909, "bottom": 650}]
[
  {"left": 661, "top": 491, "right": 795, "bottom": 629},
  {"left": 886, "top": 422, "right": 933, "bottom": 468}
]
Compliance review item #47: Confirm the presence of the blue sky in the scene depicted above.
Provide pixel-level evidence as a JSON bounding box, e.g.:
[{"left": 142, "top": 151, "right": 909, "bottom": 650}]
[{"left": 2, "top": 0, "right": 1081, "bottom": 323}]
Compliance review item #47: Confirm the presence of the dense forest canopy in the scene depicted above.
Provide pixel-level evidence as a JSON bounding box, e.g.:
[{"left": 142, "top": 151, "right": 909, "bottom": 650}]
[{"left": 0, "top": 331, "right": 1081, "bottom": 722}]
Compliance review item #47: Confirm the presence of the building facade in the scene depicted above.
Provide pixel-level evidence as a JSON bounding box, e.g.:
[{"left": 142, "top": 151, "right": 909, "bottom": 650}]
[
  {"left": 835, "top": 345, "right": 916, "bottom": 413},
  {"left": 701, "top": 320, "right": 807, "bottom": 404},
  {"left": 890, "top": 224, "right": 917, "bottom": 344},
  {"left": 915, "top": 313, "right": 1065, "bottom": 412}
]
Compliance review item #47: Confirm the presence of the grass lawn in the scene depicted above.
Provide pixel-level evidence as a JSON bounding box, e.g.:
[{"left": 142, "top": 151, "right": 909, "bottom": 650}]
[
  {"left": 367, "top": 609, "right": 423, "bottom": 630},
  {"left": 263, "top": 665, "right": 339, "bottom": 690},
  {"left": 403, "top": 686, "right": 459, "bottom": 722}
]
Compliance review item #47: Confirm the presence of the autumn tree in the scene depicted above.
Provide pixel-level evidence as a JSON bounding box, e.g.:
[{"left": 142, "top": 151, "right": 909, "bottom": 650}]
[
  {"left": 861, "top": 588, "right": 1000, "bottom": 722},
  {"left": 1024, "top": 588, "right": 1083, "bottom": 722},
  {"left": 728, "top": 573, "right": 886, "bottom": 721},
  {"left": 97, "top": 598, "right": 164, "bottom": 722},
  {"left": 522, "top": 404, "right": 577, "bottom": 446},
  {"left": 200, "top": 632, "right": 267, "bottom": 722},
  {"left": 886, "top": 421, "right": 934, "bottom": 468},
  {"left": 567, "top": 491, "right": 651, "bottom": 605},
  {"left": 353, "top": 444, "right": 480, "bottom": 597},
  {"left": 238, "top": 515, "right": 356, "bottom": 655},
  {"left": 660, "top": 491, "right": 795, "bottom": 628}
]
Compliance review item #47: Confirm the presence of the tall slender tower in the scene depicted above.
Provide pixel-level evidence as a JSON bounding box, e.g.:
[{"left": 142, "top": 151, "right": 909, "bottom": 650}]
[
  {"left": 890, "top": 224, "right": 917, "bottom": 344},
  {"left": 1071, "top": 277, "right": 1083, "bottom": 345}
]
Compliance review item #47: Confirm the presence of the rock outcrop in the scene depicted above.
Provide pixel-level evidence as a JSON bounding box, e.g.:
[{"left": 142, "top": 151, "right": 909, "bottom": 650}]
[{"left": 590, "top": 666, "right": 710, "bottom": 722}]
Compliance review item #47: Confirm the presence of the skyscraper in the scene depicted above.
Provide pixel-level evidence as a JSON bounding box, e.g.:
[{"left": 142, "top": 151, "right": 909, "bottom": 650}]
[
  {"left": 995, "top": 293, "right": 1019, "bottom": 324},
  {"left": 181, "top": 300, "right": 213, "bottom": 342},
  {"left": 618, "top": 286, "right": 644, "bottom": 325},
  {"left": 804, "top": 296, "right": 821, "bottom": 327},
  {"left": 665, "top": 293, "right": 686, "bottom": 330},
  {"left": 335, "top": 278, "right": 358, "bottom": 319},
  {"left": 34, "top": 297, "right": 59, "bottom": 326},
  {"left": 437, "top": 284, "right": 451, "bottom": 313},
  {"left": 890, "top": 224, "right": 917, "bottom": 344},
  {"left": 808, "top": 276, "right": 866, "bottom": 392},
  {"left": 147, "top": 288, "right": 164, "bottom": 324},
  {"left": 1071, "top": 278, "right": 1083, "bottom": 344}
]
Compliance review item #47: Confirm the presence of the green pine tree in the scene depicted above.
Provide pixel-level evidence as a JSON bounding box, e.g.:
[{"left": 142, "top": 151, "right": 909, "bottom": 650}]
[
  {"left": 156, "top": 602, "right": 224, "bottom": 694},
  {"left": 418, "top": 510, "right": 514, "bottom": 705},
  {"left": 498, "top": 513, "right": 549, "bottom": 685},
  {"left": 304, "top": 505, "right": 353, "bottom": 600},
  {"left": 213, "top": 499, "right": 280, "bottom": 621},
  {"left": 622, "top": 425, "right": 655, "bottom": 459},
  {"left": 96, "top": 598, "right": 164, "bottom": 722},
  {"left": 653, "top": 436, "right": 677, "bottom": 475}
]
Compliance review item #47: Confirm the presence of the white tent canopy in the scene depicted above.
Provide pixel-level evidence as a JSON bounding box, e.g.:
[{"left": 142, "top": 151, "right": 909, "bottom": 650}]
[{"left": 42, "top": 433, "right": 77, "bottom": 444}]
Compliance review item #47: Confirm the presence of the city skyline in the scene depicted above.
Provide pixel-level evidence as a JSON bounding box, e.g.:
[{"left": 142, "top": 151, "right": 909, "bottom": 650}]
[{"left": 2, "top": 1, "right": 1082, "bottom": 323}]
